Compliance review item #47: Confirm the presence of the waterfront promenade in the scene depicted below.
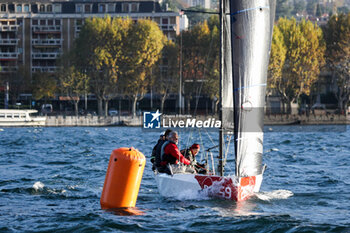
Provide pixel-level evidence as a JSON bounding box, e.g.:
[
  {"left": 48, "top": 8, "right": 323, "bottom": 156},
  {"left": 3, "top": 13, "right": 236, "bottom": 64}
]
[{"left": 44, "top": 114, "right": 349, "bottom": 127}]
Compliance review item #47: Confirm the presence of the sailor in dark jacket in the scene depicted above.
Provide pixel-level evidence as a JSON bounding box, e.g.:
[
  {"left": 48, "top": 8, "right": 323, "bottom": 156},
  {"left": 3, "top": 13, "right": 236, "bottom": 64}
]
[{"left": 151, "top": 129, "right": 172, "bottom": 171}]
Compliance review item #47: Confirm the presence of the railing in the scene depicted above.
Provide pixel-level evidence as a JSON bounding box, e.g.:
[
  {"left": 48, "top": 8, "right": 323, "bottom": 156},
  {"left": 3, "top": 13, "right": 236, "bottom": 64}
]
[
  {"left": 32, "top": 52, "right": 60, "bottom": 59},
  {"left": 0, "top": 66, "right": 18, "bottom": 72},
  {"left": 0, "top": 25, "right": 19, "bottom": 31},
  {"left": 32, "top": 25, "right": 61, "bottom": 32},
  {"left": 0, "top": 52, "right": 18, "bottom": 59},
  {"left": 32, "top": 66, "right": 57, "bottom": 72},
  {"left": 0, "top": 39, "right": 18, "bottom": 45},
  {"left": 32, "top": 39, "right": 61, "bottom": 46},
  {"left": 160, "top": 24, "right": 176, "bottom": 31}
]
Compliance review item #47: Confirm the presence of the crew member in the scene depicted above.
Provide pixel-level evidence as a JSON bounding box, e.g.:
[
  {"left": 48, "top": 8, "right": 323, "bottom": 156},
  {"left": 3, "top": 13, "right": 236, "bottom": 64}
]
[
  {"left": 160, "top": 131, "right": 191, "bottom": 174},
  {"left": 150, "top": 132, "right": 165, "bottom": 171},
  {"left": 181, "top": 144, "right": 207, "bottom": 174}
]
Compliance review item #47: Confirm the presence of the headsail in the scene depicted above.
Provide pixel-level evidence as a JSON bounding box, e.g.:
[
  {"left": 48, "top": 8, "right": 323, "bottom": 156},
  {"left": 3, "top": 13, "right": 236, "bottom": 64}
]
[{"left": 228, "top": 0, "right": 275, "bottom": 177}]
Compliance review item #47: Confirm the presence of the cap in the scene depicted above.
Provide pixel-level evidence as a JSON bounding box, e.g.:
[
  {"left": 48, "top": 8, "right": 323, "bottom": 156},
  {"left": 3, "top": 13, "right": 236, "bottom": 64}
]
[{"left": 191, "top": 144, "right": 200, "bottom": 149}]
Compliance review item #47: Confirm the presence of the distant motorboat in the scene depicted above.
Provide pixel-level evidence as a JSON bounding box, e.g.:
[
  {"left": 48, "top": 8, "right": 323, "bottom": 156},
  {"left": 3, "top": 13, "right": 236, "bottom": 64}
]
[{"left": 0, "top": 109, "right": 46, "bottom": 127}]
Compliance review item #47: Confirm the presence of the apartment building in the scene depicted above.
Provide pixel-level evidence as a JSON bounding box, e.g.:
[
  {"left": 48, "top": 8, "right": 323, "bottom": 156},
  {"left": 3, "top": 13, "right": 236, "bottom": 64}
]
[{"left": 0, "top": 0, "right": 181, "bottom": 78}]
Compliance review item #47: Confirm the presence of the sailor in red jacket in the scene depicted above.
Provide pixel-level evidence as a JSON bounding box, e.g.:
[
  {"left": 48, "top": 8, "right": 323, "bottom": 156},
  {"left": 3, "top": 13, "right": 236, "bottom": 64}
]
[{"left": 160, "top": 131, "right": 191, "bottom": 167}]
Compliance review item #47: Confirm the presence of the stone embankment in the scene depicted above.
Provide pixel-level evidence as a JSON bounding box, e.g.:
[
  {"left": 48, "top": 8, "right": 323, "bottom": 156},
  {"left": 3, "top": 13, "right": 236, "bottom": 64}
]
[
  {"left": 45, "top": 114, "right": 349, "bottom": 127},
  {"left": 45, "top": 115, "right": 141, "bottom": 127}
]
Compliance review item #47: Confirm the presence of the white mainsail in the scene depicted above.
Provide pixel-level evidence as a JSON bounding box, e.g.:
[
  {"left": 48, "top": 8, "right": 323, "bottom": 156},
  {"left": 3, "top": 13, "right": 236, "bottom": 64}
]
[{"left": 225, "top": 0, "right": 276, "bottom": 177}]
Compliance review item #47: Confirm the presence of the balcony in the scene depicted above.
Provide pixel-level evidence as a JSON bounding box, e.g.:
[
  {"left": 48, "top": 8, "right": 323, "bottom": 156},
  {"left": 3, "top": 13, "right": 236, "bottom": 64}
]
[
  {"left": 32, "top": 39, "right": 61, "bottom": 46},
  {"left": 32, "top": 52, "right": 60, "bottom": 59},
  {"left": 0, "top": 39, "right": 19, "bottom": 45},
  {"left": 0, "top": 25, "right": 19, "bottom": 32},
  {"left": 32, "top": 66, "right": 57, "bottom": 72},
  {"left": 160, "top": 24, "right": 177, "bottom": 31},
  {"left": 32, "top": 26, "right": 61, "bottom": 33},
  {"left": 0, "top": 52, "right": 19, "bottom": 60},
  {"left": 0, "top": 66, "right": 18, "bottom": 72}
]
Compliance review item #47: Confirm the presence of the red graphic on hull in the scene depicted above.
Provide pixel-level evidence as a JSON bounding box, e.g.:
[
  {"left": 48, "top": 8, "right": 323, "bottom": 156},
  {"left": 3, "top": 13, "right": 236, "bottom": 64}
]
[{"left": 194, "top": 175, "right": 256, "bottom": 201}]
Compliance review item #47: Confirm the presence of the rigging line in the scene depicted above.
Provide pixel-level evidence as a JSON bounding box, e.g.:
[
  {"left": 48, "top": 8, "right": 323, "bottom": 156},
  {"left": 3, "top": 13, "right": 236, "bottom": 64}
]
[
  {"left": 223, "top": 134, "right": 232, "bottom": 163},
  {"left": 204, "top": 128, "right": 219, "bottom": 151},
  {"left": 230, "top": 6, "right": 270, "bottom": 16},
  {"left": 234, "top": 83, "right": 267, "bottom": 92},
  {"left": 185, "top": 128, "right": 193, "bottom": 152},
  {"left": 224, "top": 135, "right": 235, "bottom": 174},
  {"left": 198, "top": 127, "right": 205, "bottom": 162},
  {"left": 181, "top": 9, "right": 219, "bottom": 15}
]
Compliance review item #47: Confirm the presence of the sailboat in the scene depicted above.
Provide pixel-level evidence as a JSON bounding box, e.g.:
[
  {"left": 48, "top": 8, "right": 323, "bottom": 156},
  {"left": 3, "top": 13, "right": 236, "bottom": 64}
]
[{"left": 154, "top": 0, "right": 276, "bottom": 201}]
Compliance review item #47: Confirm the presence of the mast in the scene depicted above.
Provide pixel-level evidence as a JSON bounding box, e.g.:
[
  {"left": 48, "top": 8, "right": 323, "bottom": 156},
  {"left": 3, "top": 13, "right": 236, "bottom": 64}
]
[
  {"left": 218, "top": 0, "right": 224, "bottom": 177},
  {"left": 219, "top": 0, "right": 234, "bottom": 176}
]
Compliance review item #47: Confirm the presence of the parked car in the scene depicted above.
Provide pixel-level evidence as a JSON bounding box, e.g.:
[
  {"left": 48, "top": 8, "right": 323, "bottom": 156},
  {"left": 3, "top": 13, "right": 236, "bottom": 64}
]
[
  {"left": 108, "top": 109, "right": 119, "bottom": 116},
  {"left": 41, "top": 104, "right": 53, "bottom": 114}
]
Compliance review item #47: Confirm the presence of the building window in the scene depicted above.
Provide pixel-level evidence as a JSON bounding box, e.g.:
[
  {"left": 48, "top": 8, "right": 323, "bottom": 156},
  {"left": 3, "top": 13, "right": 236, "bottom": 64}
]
[
  {"left": 17, "top": 19, "right": 23, "bottom": 25},
  {"left": 40, "top": 20, "right": 46, "bottom": 25},
  {"left": 48, "top": 19, "right": 53, "bottom": 25},
  {"left": 98, "top": 4, "right": 105, "bottom": 13},
  {"left": 39, "top": 4, "right": 45, "bottom": 12},
  {"left": 47, "top": 5, "right": 52, "bottom": 12},
  {"left": 32, "top": 19, "right": 38, "bottom": 25},
  {"left": 53, "top": 4, "right": 61, "bottom": 13},
  {"left": 84, "top": 4, "right": 91, "bottom": 13},
  {"left": 162, "top": 18, "right": 168, "bottom": 24},
  {"left": 16, "top": 4, "right": 22, "bottom": 12},
  {"left": 131, "top": 3, "right": 138, "bottom": 12},
  {"left": 76, "top": 4, "right": 82, "bottom": 13},
  {"left": 24, "top": 4, "right": 29, "bottom": 12},
  {"left": 107, "top": 3, "right": 114, "bottom": 12},
  {"left": 55, "top": 20, "right": 60, "bottom": 25},
  {"left": 122, "top": 3, "right": 129, "bottom": 13},
  {"left": 0, "top": 4, "right": 6, "bottom": 12}
]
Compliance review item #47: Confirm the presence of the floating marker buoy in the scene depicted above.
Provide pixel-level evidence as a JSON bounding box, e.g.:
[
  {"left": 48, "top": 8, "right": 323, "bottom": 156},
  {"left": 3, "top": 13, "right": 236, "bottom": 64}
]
[{"left": 100, "top": 147, "right": 146, "bottom": 209}]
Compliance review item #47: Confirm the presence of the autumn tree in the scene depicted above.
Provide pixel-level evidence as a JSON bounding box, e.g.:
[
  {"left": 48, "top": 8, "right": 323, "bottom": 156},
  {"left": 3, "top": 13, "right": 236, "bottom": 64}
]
[
  {"left": 119, "top": 19, "right": 167, "bottom": 116},
  {"left": 72, "top": 16, "right": 131, "bottom": 116},
  {"left": 323, "top": 13, "right": 350, "bottom": 112},
  {"left": 180, "top": 20, "right": 212, "bottom": 114},
  {"left": 268, "top": 18, "right": 325, "bottom": 112},
  {"left": 201, "top": 16, "right": 220, "bottom": 114},
  {"left": 153, "top": 41, "right": 179, "bottom": 113},
  {"left": 57, "top": 66, "right": 89, "bottom": 116},
  {"left": 31, "top": 72, "right": 57, "bottom": 103}
]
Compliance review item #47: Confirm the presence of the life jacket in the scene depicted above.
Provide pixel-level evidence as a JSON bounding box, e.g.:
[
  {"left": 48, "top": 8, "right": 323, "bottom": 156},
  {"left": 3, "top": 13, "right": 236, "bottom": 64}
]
[
  {"left": 161, "top": 141, "right": 178, "bottom": 165},
  {"left": 155, "top": 139, "right": 166, "bottom": 167}
]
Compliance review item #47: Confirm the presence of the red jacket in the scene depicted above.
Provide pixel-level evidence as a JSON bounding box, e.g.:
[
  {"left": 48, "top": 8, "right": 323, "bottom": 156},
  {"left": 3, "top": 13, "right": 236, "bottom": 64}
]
[{"left": 161, "top": 142, "right": 190, "bottom": 166}]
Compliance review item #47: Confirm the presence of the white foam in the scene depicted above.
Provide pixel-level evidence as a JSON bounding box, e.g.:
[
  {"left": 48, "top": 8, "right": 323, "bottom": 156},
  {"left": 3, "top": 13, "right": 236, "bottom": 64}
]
[
  {"left": 33, "top": 181, "right": 45, "bottom": 191},
  {"left": 175, "top": 189, "right": 210, "bottom": 200},
  {"left": 0, "top": 129, "right": 4, "bottom": 131},
  {"left": 255, "top": 189, "right": 293, "bottom": 201}
]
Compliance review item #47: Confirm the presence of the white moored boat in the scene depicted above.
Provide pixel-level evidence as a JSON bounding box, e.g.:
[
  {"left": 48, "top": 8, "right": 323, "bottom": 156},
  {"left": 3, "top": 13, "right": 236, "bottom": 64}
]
[
  {"left": 154, "top": 0, "right": 276, "bottom": 201},
  {"left": 0, "top": 109, "right": 46, "bottom": 127}
]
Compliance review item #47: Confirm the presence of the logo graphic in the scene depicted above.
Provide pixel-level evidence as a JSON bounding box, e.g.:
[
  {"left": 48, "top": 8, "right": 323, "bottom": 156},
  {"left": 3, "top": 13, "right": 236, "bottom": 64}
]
[{"left": 143, "top": 110, "right": 162, "bottom": 129}]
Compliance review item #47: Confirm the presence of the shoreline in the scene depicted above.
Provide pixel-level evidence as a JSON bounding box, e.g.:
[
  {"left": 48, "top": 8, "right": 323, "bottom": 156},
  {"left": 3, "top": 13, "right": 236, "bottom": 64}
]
[{"left": 41, "top": 114, "right": 349, "bottom": 127}]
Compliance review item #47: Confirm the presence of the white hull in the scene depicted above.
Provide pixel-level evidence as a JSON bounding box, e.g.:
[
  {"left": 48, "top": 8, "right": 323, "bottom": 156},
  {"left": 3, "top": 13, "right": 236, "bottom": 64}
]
[
  {"left": 155, "top": 172, "right": 263, "bottom": 201},
  {"left": 0, "top": 109, "right": 46, "bottom": 127}
]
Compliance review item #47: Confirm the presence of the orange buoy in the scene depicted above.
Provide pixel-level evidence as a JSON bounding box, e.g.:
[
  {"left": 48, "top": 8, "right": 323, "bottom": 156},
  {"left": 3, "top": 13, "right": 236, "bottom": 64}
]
[{"left": 100, "top": 147, "right": 146, "bottom": 209}]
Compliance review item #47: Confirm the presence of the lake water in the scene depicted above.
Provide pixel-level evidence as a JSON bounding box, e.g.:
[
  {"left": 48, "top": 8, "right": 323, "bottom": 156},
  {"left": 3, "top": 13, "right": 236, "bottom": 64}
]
[{"left": 0, "top": 126, "right": 349, "bottom": 232}]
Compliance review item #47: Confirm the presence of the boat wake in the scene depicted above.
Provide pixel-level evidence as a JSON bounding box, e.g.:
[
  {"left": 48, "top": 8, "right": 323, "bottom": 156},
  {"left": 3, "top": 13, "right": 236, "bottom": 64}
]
[
  {"left": 173, "top": 189, "right": 211, "bottom": 201},
  {"left": 254, "top": 190, "right": 293, "bottom": 201}
]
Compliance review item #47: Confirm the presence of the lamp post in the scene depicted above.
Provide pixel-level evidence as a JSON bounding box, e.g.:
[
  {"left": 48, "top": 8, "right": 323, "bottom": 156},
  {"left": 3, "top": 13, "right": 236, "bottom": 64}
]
[{"left": 5, "top": 82, "right": 9, "bottom": 109}]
